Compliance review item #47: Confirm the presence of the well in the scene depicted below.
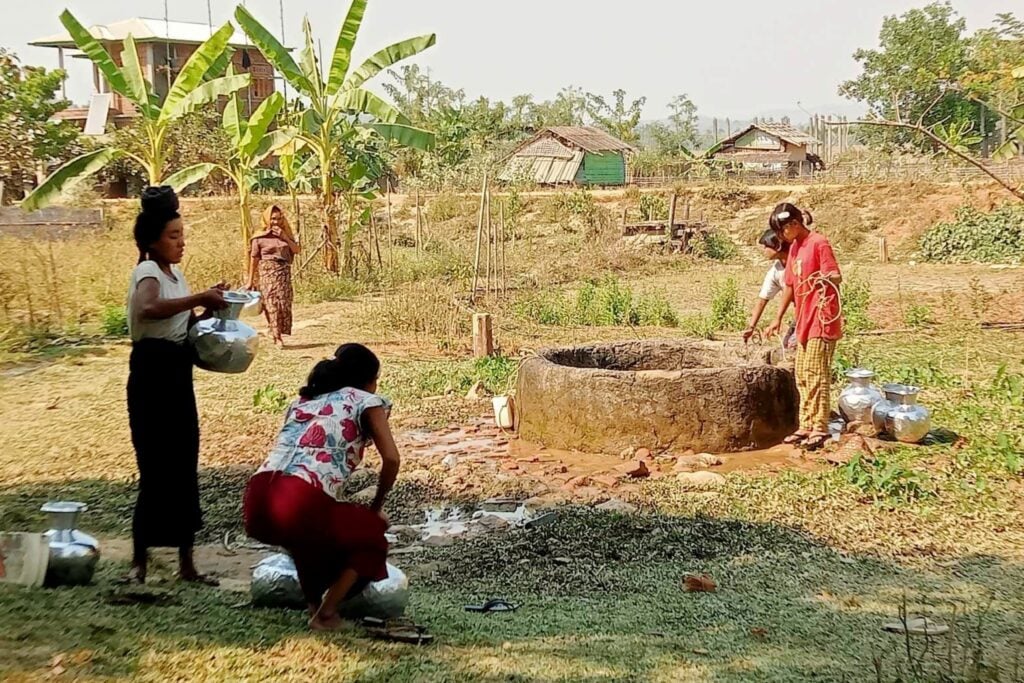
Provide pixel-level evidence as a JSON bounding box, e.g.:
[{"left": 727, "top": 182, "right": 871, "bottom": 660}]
[{"left": 516, "top": 339, "right": 798, "bottom": 454}]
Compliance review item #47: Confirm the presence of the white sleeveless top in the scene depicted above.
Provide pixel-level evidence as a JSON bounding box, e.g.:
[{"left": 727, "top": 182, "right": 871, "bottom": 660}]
[{"left": 126, "top": 261, "right": 191, "bottom": 343}]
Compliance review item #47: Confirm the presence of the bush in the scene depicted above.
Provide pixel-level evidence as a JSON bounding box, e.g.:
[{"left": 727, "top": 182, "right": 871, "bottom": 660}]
[
  {"left": 920, "top": 204, "right": 1024, "bottom": 264},
  {"left": 544, "top": 189, "right": 610, "bottom": 234},
  {"left": 698, "top": 179, "right": 755, "bottom": 209},
  {"left": 100, "top": 305, "right": 128, "bottom": 337},
  {"left": 426, "top": 192, "right": 470, "bottom": 223},
  {"left": 841, "top": 274, "right": 873, "bottom": 333},
  {"left": 253, "top": 384, "right": 290, "bottom": 414},
  {"left": 904, "top": 303, "right": 932, "bottom": 329},
  {"left": 638, "top": 193, "right": 668, "bottom": 221},
  {"left": 516, "top": 276, "right": 677, "bottom": 328},
  {"left": 692, "top": 230, "right": 736, "bottom": 261},
  {"left": 709, "top": 278, "right": 746, "bottom": 331}
]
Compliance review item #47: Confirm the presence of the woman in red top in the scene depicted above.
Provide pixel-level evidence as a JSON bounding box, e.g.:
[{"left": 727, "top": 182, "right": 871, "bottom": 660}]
[{"left": 765, "top": 203, "right": 843, "bottom": 450}]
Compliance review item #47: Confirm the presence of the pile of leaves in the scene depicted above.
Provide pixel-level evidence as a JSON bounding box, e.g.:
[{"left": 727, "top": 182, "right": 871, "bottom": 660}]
[
  {"left": 423, "top": 507, "right": 819, "bottom": 595},
  {"left": 919, "top": 204, "right": 1024, "bottom": 263}
]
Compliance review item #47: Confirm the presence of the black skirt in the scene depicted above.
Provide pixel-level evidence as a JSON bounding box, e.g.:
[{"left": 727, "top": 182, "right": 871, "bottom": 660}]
[{"left": 126, "top": 338, "right": 202, "bottom": 548}]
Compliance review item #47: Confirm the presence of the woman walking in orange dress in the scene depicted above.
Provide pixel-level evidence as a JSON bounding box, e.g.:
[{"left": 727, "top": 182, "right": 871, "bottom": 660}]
[{"left": 246, "top": 206, "right": 300, "bottom": 348}]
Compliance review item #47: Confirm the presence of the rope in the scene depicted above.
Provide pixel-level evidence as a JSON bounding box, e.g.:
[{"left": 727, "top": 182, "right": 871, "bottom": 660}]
[{"left": 794, "top": 271, "right": 843, "bottom": 328}]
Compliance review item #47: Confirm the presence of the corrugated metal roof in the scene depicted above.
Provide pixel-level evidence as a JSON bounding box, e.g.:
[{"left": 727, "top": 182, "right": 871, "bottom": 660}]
[
  {"left": 707, "top": 122, "right": 818, "bottom": 157},
  {"left": 31, "top": 17, "right": 277, "bottom": 49},
  {"left": 499, "top": 150, "right": 584, "bottom": 184},
  {"left": 546, "top": 126, "right": 636, "bottom": 153},
  {"left": 516, "top": 136, "right": 576, "bottom": 159}
]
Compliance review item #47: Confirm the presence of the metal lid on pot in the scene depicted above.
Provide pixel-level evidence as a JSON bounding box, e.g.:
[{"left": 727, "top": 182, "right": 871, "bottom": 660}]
[
  {"left": 845, "top": 368, "right": 876, "bottom": 380},
  {"left": 40, "top": 501, "right": 87, "bottom": 514}
]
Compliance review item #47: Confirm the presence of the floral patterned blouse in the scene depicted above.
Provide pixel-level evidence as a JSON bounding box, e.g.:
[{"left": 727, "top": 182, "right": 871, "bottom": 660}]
[{"left": 258, "top": 388, "right": 391, "bottom": 501}]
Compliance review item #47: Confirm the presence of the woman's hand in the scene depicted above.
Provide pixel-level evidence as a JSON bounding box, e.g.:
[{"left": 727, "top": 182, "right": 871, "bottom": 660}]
[
  {"left": 199, "top": 288, "right": 228, "bottom": 310},
  {"left": 376, "top": 509, "right": 390, "bottom": 528},
  {"left": 742, "top": 327, "right": 756, "bottom": 343},
  {"left": 764, "top": 321, "right": 782, "bottom": 338}
]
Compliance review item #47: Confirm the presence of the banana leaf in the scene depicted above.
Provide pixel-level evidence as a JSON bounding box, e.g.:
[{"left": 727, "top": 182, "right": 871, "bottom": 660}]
[
  {"left": 120, "top": 36, "right": 154, "bottom": 117},
  {"left": 241, "top": 93, "right": 286, "bottom": 159},
  {"left": 22, "top": 148, "right": 119, "bottom": 213},
  {"left": 165, "top": 163, "right": 219, "bottom": 193},
  {"left": 365, "top": 123, "right": 435, "bottom": 151},
  {"left": 334, "top": 88, "right": 409, "bottom": 124},
  {"left": 222, "top": 92, "right": 248, "bottom": 148},
  {"left": 204, "top": 47, "right": 235, "bottom": 82},
  {"left": 326, "top": 0, "right": 367, "bottom": 95},
  {"left": 299, "top": 17, "right": 323, "bottom": 98},
  {"left": 343, "top": 35, "right": 436, "bottom": 91},
  {"left": 235, "top": 6, "right": 312, "bottom": 96},
  {"left": 253, "top": 129, "right": 298, "bottom": 166},
  {"left": 169, "top": 74, "right": 251, "bottom": 122},
  {"left": 59, "top": 11, "right": 130, "bottom": 101},
  {"left": 160, "top": 23, "right": 237, "bottom": 123}
]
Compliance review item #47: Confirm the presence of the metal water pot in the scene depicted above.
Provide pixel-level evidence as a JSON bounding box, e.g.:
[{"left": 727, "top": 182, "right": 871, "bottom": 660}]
[
  {"left": 189, "top": 291, "right": 260, "bottom": 374},
  {"left": 885, "top": 385, "right": 931, "bottom": 444},
  {"left": 41, "top": 502, "right": 99, "bottom": 587},
  {"left": 251, "top": 553, "right": 409, "bottom": 619},
  {"left": 871, "top": 383, "right": 903, "bottom": 434},
  {"left": 838, "top": 368, "right": 884, "bottom": 424}
]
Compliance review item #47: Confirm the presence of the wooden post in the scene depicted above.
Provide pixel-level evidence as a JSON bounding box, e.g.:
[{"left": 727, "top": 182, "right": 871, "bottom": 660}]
[
  {"left": 666, "top": 192, "right": 676, "bottom": 239},
  {"left": 386, "top": 187, "right": 394, "bottom": 270},
  {"left": 370, "top": 209, "right": 382, "bottom": 269},
  {"left": 726, "top": 118, "right": 731, "bottom": 137},
  {"left": 713, "top": 118, "right": 719, "bottom": 142},
  {"left": 414, "top": 188, "right": 422, "bottom": 252},
  {"left": 621, "top": 206, "right": 628, "bottom": 235},
  {"left": 471, "top": 176, "right": 488, "bottom": 300},
  {"left": 472, "top": 313, "right": 493, "bottom": 358},
  {"left": 879, "top": 236, "right": 889, "bottom": 264}
]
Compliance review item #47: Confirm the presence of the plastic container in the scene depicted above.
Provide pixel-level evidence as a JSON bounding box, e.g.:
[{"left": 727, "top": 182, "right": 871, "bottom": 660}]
[{"left": 492, "top": 395, "right": 515, "bottom": 429}]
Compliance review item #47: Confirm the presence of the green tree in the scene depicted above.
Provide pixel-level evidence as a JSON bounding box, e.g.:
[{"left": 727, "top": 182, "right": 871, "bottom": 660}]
[
  {"left": 0, "top": 50, "right": 80, "bottom": 203},
  {"left": 23, "top": 11, "right": 249, "bottom": 211},
  {"left": 585, "top": 88, "right": 646, "bottom": 143},
  {"left": 647, "top": 93, "right": 701, "bottom": 156},
  {"left": 840, "top": 2, "right": 976, "bottom": 151},
  {"left": 235, "top": 1, "right": 436, "bottom": 274}
]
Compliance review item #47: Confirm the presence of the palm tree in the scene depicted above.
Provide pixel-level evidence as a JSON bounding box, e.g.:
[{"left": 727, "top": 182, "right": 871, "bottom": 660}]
[
  {"left": 234, "top": 1, "right": 436, "bottom": 273},
  {"left": 23, "top": 11, "right": 249, "bottom": 211}
]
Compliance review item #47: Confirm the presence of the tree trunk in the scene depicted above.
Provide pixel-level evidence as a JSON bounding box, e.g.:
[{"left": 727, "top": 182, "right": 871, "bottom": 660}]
[
  {"left": 239, "top": 188, "right": 254, "bottom": 279},
  {"left": 321, "top": 190, "right": 339, "bottom": 273},
  {"left": 343, "top": 195, "right": 356, "bottom": 276}
]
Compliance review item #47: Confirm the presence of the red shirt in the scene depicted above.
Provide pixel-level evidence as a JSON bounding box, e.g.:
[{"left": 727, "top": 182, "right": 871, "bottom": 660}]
[{"left": 784, "top": 231, "right": 842, "bottom": 345}]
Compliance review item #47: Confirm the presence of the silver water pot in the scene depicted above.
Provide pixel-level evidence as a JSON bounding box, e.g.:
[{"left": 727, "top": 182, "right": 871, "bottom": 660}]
[
  {"left": 189, "top": 290, "right": 260, "bottom": 374},
  {"left": 838, "top": 368, "right": 884, "bottom": 425},
  {"left": 871, "top": 383, "right": 903, "bottom": 434},
  {"left": 251, "top": 553, "right": 409, "bottom": 619},
  {"left": 41, "top": 502, "right": 99, "bottom": 587},
  {"left": 886, "top": 385, "right": 932, "bottom": 444}
]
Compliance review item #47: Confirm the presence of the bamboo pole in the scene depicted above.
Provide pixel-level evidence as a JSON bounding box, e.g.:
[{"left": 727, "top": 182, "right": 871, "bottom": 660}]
[
  {"left": 414, "top": 188, "right": 422, "bottom": 253},
  {"left": 500, "top": 199, "right": 507, "bottom": 297},
  {"left": 484, "top": 185, "right": 492, "bottom": 295},
  {"left": 471, "top": 175, "right": 488, "bottom": 300}
]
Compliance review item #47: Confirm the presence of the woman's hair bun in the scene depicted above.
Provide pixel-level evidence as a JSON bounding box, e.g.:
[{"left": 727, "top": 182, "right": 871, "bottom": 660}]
[{"left": 140, "top": 186, "right": 179, "bottom": 215}]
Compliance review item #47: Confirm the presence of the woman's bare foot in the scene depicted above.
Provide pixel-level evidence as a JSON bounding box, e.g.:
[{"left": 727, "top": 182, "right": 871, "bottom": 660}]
[
  {"left": 307, "top": 603, "right": 320, "bottom": 619},
  {"left": 274, "top": 338, "right": 285, "bottom": 349},
  {"left": 309, "top": 611, "right": 348, "bottom": 631},
  {"left": 118, "top": 564, "right": 146, "bottom": 585}
]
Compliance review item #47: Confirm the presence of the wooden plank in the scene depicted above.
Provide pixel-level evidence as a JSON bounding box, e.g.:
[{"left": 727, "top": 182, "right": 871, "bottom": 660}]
[{"left": 472, "top": 313, "right": 494, "bottom": 358}]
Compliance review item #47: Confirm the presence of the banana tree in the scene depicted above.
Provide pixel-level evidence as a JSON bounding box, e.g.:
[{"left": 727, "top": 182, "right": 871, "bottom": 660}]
[
  {"left": 235, "top": 1, "right": 436, "bottom": 274},
  {"left": 210, "top": 89, "right": 292, "bottom": 271},
  {"left": 23, "top": 11, "right": 248, "bottom": 211}
]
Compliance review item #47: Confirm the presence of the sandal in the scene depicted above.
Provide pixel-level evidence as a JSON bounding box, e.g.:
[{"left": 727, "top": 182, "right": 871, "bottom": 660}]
[
  {"left": 783, "top": 431, "right": 809, "bottom": 445},
  {"left": 361, "top": 617, "right": 434, "bottom": 645},
  {"left": 802, "top": 432, "right": 831, "bottom": 452},
  {"left": 465, "top": 598, "right": 519, "bottom": 614}
]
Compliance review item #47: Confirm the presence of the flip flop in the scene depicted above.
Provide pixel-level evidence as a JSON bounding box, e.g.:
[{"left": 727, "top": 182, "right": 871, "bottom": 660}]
[
  {"left": 465, "top": 598, "right": 519, "bottom": 614},
  {"left": 802, "top": 433, "right": 831, "bottom": 452},
  {"left": 783, "top": 432, "right": 809, "bottom": 445},
  {"left": 361, "top": 617, "right": 434, "bottom": 645}
]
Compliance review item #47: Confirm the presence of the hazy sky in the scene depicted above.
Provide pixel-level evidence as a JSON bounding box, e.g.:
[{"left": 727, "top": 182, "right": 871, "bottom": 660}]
[{"left": 4, "top": 0, "right": 1016, "bottom": 121}]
